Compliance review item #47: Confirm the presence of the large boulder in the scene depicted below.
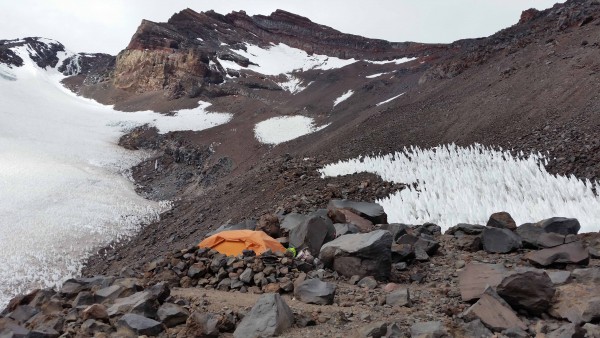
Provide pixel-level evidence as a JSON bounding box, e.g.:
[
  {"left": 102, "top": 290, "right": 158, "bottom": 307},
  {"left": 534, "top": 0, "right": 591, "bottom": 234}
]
[
  {"left": 116, "top": 313, "right": 163, "bottom": 336},
  {"left": 338, "top": 209, "right": 374, "bottom": 232},
  {"left": 319, "top": 230, "right": 392, "bottom": 280},
  {"left": 280, "top": 213, "right": 306, "bottom": 232},
  {"left": 481, "top": 227, "right": 522, "bottom": 253},
  {"left": 516, "top": 223, "right": 545, "bottom": 248},
  {"left": 294, "top": 279, "right": 336, "bottom": 305},
  {"left": 525, "top": 242, "right": 589, "bottom": 267},
  {"left": 379, "top": 223, "right": 411, "bottom": 242},
  {"left": 289, "top": 214, "right": 336, "bottom": 256},
  {"left": 462, "top": 287, "right": 527, "bottom": 332},
  {"left": 550, "top": 283, "right": 600, "bottom": 324},
  {"left": 496, "top": 270, "right": 556, "bottom": 314},
  {"left": 458, "top": 263, "right": 508, "bottom": 302},
  {"left": 328, "top": 199, "right": 387, "bottom": 224},
  {"left": 536, "top": 217, "right": 580, "bottom": 235},
  {"left": 233, "top": 293, "right": 294, "bottom": 338},
  {"left": 486, "top": 212, "right": 517, "bottom": 230}
]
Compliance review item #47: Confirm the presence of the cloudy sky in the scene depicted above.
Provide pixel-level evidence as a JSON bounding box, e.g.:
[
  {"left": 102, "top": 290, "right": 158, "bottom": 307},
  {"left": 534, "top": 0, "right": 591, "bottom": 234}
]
[{"left": 1, "top": 0, "right": 563, "bottom": 54}]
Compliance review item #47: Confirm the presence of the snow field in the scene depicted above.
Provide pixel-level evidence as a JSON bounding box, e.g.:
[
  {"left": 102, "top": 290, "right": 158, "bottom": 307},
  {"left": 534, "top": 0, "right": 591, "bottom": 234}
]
[
  {"left": 320, "top": 144, "right": 600, "bottom": 232},
  {"left": 254, "top": 116, "right": 329, "bottom": 145},
  {"left": 0, "top": 42, "right": 231, "bottom": 307}
]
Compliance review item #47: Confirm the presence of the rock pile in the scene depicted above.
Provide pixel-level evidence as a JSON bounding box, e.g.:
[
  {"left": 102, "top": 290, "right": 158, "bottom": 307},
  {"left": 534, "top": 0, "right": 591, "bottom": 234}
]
[{"left": 2, "top": 203, "right": 600, "bottom": 337}]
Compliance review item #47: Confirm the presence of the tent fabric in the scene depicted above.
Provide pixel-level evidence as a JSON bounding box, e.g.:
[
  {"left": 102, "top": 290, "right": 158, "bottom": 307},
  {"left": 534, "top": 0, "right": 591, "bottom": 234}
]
[{"left": 198, "top": 230, "right": 286, "bottom": 256}]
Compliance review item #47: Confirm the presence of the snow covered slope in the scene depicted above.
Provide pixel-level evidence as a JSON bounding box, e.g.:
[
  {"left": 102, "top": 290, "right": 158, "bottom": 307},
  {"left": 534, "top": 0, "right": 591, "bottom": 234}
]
[{"left": 0, "top": 39, "right": 231, "bottom": 307}]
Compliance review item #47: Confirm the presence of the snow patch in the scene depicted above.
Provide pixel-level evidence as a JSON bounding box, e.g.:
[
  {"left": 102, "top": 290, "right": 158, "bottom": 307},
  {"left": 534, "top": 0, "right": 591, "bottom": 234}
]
[
  {"left": 254, "top": 116, "right": 329, "bottom": 145},
  {"left": 277, "top": 75, "right": 307, "bottom": 94},
  {"left": 366, "top": 72, "right": 392, "bottom": 79},
  {"left": 366, "top": 57, "right": 417, "bottom": 65},
  {"left": 333, "top": 90, "right": 354, "bottom": 107},
  {"left": 223, "top": 43, "right": 358, "bottom": 76},
  {"left": 320, "top": 144, "right": 600, "bottom": 232},
  {"left": 376, "top": 93, "right": 405, "bottom": 106}
]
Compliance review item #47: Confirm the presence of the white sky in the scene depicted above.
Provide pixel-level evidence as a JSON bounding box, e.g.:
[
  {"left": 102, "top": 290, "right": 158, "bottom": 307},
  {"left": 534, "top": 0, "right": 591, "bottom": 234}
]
[{"left": 1, "top": 1, "right": 563, "bottom": 54}]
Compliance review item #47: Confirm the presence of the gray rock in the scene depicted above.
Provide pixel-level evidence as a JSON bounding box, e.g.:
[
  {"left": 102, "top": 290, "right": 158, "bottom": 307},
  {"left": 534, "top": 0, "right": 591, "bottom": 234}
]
[
  {"left": 379, "top": 223, "right": 411, "bottom": 241},
  {"left": 328, "top": 199, "right": 387, "bottom": 224},
  {"left": 550, "top": 283, "right": 600, "bottom": 324},
  {"left": 356, "top": 322, "right": 387, "bottom": 338},
  {"left": 526, "top": 242, "right": 589, "bottom": 266},
  {"left": 462, "top": 287, "right": 527, "bottom": 332},
  {"left": 80, "top": 319, "right": 111, "bottom": 335},
  {"left": 481, "top": 227, "right": 522, "bottom": 253},
  {"left": 516, "top": 223, "right": 545, "bottom": 248},
  {"left": 461, "top": 319, "right": 493, "bottom": 338},
  {"left": 239, "top": 268, "right": 254, "bottom": 284},
  {"left": 147, "top": 282, "right": 170, "bottom": 303},
  {"left": 571, "top": 268, "right": 600, "bottom": 284},
  {"left": 184, "top": 312, "right": 219, "bottom": 337},
  {"left": 357, "top": 276, "right": 378, "bottom": 289},
  {"left": 319, "top": 230, "right": 392, "bottom": 280},
  {"left": 333, "top": 223, "right": 360, "bottom": 237},
  {"left": 537, "top": 217, "right": 580, "bottom": 235},
  {"left": 537, "top": 232, "right": 567, "bottom": 248},
  {"left": 496, "top": 270, "right": 556, "bottom": 314},
  {"left": 410, "top": 321, "right": 448, "bottom": 338},
  {"left": 446, "top": 223, "right": 486, "bottom": 236},
  {"left": 486, "top": 212, "right": 517, "bottom": 230},
  {"left": 94, "top": 285, "right": 124, "bottom": 303},
  {"left": 116, "top": 313, "right": 163, "bottom": 336},
  {"left": 289, "top": 214, "right": 336, "bottom": 256},
  {"left": 547, "top": 323, "right": 587, "bottom": 338},
  {"left": 547, "top": 270, "right": 571, "bottom": 285},
  {"left": 72, "top": 291, "right": 96, "bottom": 309},
  {"left": 233, "top": 293, "right": 293, "bottom": 338},
  {"left": 502, "top": 327, "right": 529, "bottom": 338},
  {"left": 7, "top": 305, "right": 39, "bottom": 324},
  {"left": 386, "top": 288, "right": 410, "bottom": 307},
  {"left": 157, "top": 303, "right": 189, "bottom": 328},
  {"left": 294, "top": 279, "right": 336, "bottom": 305},
  {"left": 107, "top": 291, "right": 159, "bottom": 318},
  {"left": 188, "top": 262, "right": 208, "bottom": 279}
]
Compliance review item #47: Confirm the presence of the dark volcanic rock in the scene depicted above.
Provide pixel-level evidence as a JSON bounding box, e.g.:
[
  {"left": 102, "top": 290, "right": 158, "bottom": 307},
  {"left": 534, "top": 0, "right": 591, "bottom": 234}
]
[
  {"left": 257, "top": 213, "right": 281, "bottom": 238},
  {"left": 410, "top": 321, "right": 448, "bottom": 338},
  {"left": 289, "top": 213, "right": 336, "bottom": 256},
  {"left": 516, "top": 223, "right": 545, "bottom": 248},
  {"left": 537, "top": 217, "right": 581, "bottom": 236},
  {"left": 117, "top": 313, "right": 163, "bottom": 336},
  {"left": 496, "top": 270, "right": 556, "bottom": 314},
  {"left": 526, "top": 242, "right": 590, "bottom": 267},
  {"left": 319, "top": 230, "right": 392, "bottom": 280},
  {"left": 386, "top": 288, "right": 411, "bottom": 307},
  {"left": 233, "top": 293, "right": 293, "bottom": 338},
  {"left": 446, "top": 223, "right": 486, "bottom": 236},
  {"left": 481, "top": 227, "right": 522, "bottom": 253},
  {"left": 463, "top": 287, "right": 527, "bottom": 332},
  {"left": 486, "top": 212, "right": 517, "bottom": 230},
  {"left": 328, "top": 199, "right": 388, "bottom": 224},
  {"left": 294, "top": 279, "right": 336, "bottom": 305}
]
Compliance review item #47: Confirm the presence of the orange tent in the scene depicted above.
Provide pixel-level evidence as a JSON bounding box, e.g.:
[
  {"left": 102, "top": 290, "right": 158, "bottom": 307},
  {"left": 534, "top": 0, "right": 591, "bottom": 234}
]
[{"left": 198, "top": 230, "right": 286, "bottom": 256}]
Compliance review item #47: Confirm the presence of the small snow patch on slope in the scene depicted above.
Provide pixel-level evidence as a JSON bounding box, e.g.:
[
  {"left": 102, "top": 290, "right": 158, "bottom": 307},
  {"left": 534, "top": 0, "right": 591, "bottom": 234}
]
[
  {"left": 366, "top": 72, "right": 392, "bottom": 79},
  {"left": 278, "top": 75, "right": 308, "bottom": 94},
  {"left": 376, "top": 93, "right": 404, "bottom": 106},
  {"left": 366, "top": 57, "right": 416, "bottom": 65},
  {"left": 333, "top": 90, "right": 354, "bottom": 107},
  {"left": 320, "top": 144, "right": 600, "bottom": 232},
  {"left": 254, "top": 116, "right": 329, "bottom": 145}
]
